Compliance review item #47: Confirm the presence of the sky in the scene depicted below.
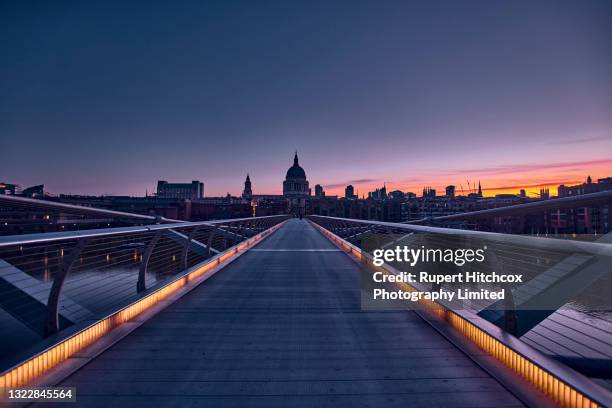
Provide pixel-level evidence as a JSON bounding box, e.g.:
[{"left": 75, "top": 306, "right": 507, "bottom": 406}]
[{"left": 1, "top": 0, "right": 611, "bottom": 198}]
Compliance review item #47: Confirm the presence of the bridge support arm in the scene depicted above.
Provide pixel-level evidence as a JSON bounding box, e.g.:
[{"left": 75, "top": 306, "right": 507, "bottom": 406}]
[
  {"left": 44, "top": 238, "right": 88, "bottom": 337},
  {"left": 181, "top": 226, "right": 201, "bottom": 269},
  {"left": 137, "top": 231, "right": 161, "bottom": 293}
]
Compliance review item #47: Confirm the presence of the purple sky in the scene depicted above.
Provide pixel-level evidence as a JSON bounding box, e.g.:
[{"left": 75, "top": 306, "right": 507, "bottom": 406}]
[{"left": 2, "top": 0, "right": 611, "bottom": 197}]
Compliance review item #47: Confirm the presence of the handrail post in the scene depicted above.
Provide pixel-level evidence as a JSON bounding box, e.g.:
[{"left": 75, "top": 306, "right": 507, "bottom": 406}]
[
  {"left": 486, "top": 245, "right": 519, "bottom": 335},
  {"left": 181, "top": 226, "right": 201, "bottom": 269},
  {"left": 503, "top": 290, "right": 518, "bottom": 336},
  {"left": 491, "top": 246, "right": 518, "bottom": 335},
  {"left": 44, "top": 238, "right": 88, "bottom": 337},
  {"left": 207, "top": 228, "right": 217, "bottom": 258},
  {"left": 137, "top": 231, "right": 161, "bottom": 293}
]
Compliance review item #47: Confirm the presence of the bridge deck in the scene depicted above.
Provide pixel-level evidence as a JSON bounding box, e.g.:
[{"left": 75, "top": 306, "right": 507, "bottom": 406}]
[{"left": 51, "top": 219, "right": 524, "bottom": 407}]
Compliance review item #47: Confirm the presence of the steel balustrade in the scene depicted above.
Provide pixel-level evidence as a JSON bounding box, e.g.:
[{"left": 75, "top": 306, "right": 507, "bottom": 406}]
[
  {"left": 0, "top": 215, "right": 288, "bottom": 338},
  {"left": 307, "top": 215, "right": 612, "bottom": 408},
  {"left": 0, "top": 215, "right": 288, "bottom": 389}
]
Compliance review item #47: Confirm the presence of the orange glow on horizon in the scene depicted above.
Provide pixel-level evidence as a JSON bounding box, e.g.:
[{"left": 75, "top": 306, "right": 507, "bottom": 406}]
[
  {"left": 316, "top": 158, "right": 612, "bottom": 199},
  {"left": 323, "top": 180, "right": 586, "bottom": 199},
  {"left": 323, "top": 171, "right": 610, "bottom": 199},
  {"left": 479, "top": 182, "right": 580, "bottom": 198}
]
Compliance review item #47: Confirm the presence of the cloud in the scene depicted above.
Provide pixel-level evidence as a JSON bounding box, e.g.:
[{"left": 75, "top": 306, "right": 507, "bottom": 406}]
[
  {"left": 552, "top": 135, "right": 612, "bottom": 145},
  {"left": 445, "top": 159, "right": 612, "bottom": 176},
  {"left": 474, "top": 180, "right": 582, "bottom": 192},
  {"left": 323, "top": 178, "right": 381, "bottom": 189},
  {"left": 396, "top": 177, "right": 424, "bottom": 184}
]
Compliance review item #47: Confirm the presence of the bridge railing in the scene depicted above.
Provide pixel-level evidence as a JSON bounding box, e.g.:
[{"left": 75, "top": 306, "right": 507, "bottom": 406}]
[
  {"left": 307, "top": 215, "right": 612, "bottom": 408},
  {"left": 0, "top": 215, "right": 288, "bottom": 388}
]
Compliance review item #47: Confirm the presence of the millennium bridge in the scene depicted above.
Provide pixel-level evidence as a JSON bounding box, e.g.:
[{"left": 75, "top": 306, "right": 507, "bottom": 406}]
[{"left": 0, "top": 195, "right": 611, "bottom": 407}]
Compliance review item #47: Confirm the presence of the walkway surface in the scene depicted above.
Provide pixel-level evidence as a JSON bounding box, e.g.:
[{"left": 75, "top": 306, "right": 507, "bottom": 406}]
[{"left": 50, "top": 219, "right": 524, "bottom": 407}]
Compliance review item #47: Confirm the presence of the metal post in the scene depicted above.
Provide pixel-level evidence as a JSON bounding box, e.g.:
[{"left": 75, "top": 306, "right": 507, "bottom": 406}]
[
  {"left": 137, "top": 231, "right": 161, "bottom": 293},
  {"left": 207, "top": 228, "right": 217, "bottom": 258},
  {"left": 44, "top": 238, "right": 88, "bottom": 337},
  {"left": 504, "top": 289, "right": 518, "bottom": 336},
  {"left": 488, "top": 245, "right": 518, "bottom": 335},
  {"left": 181, "top": 226, "right": 201, "bottom": 269}
]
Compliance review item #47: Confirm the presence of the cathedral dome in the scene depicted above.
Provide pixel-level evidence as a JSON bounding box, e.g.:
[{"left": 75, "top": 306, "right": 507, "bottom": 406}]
[{"left": 285, "top": 152, "right": 306, "bottom": 180}]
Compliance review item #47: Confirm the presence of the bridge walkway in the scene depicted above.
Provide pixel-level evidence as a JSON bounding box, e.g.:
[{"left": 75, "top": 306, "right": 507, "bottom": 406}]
[{"left": 48, "top": 219, "right": 524, "bottom": 407}]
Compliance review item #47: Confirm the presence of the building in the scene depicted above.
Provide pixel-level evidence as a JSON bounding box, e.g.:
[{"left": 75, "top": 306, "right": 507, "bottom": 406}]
[
  {"left": 314, "top": 184, "right": 325, "bottom": 197},
  {"left": 112, "top": 196, "right": 192, "bottom": 220},
  {"left": 558, "top": 176, "right": 612, "bottom": 197},
  {"left": 368, "top": 185, "right": 387, "bottom": 200},
  {"left": 156, "top": 180, "right": 204, "bottom": 200},
  {"left": 389, "top": 190, "right": 404, "bottom": 200},
  {"left": 422, "top": 186, "right": 436, "bottom": 198},
  {"left": 53, "top": 195, "right": 191, "bottom": 222},
  {"left": 252, "top": 197, "right": 287, "bottom": 216},
  {"left": 283, "top": 152, "right": 309, "bottom": 216},
  {"left": 242, "top": 174, "right": 252, "bottom": 200},
  {"left": 0, "top": 182, "right": 45, "bottom": 198},
  {"left": 250, "top": 194, "right": 287, "bottom": 216},
  {"left": 21, "top": 185, "right": 44, "bottom": 198},
  {"left": 445, "top": 185, "right": 455, "bottom": 198},
  {"left": 345, "top": 185, "right": 356, "bottom": 199},
  {"left": 0, "top": 183, "right": 19, "bottom": 195},
  {"left": 553, "top": 177, "right": 612, "bottom": 235},
  {"left": 191, "top": 196, "right": 251, "bottom": 220}
]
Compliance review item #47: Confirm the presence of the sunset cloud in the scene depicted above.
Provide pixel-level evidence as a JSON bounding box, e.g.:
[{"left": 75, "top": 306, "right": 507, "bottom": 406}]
[
  {"left": 323, "top": 178, "right": 382, "bottom": 189},
  {"left": 552, "top": 135, "right": 612, "bottom": 145},
  {"left": 445, "top": 159, "right": 612, "bottom": 176},
  {"left": 464, "top": 180, "right": 582, "bottom": 193}
]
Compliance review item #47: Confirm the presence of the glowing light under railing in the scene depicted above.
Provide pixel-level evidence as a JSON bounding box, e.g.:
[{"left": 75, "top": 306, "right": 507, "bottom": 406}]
[
  {"left": 0, "top": 220, "right": 286, "bottom": 390},
  {"left": 309, "top": 220, "right": 602, "bottom": 408}
]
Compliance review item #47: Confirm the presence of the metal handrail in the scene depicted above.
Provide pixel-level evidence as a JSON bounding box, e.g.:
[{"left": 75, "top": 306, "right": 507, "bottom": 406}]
[
  {"left": 0, "top": 215, "right": 286, "bottom": 248},
  {"left": 0, "top": 214, "right": 289, "bottom": 339},
  {"left": 0, "top": 218, "right": 288, "bottom": 389},
  {"left": 307, "top": 215, "right": 612, "bottom": 257},
  {"left": 309, "top": 218, "right": 612, "bottom": 408}
]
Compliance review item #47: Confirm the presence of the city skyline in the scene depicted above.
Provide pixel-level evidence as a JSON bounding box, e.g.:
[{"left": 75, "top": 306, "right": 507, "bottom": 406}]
[
  {"left": 2, "top": 1, "right": 611, "bottom": 197},
  {"left": 4, "top": 152, "right": 611, "bottom": 199}
]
